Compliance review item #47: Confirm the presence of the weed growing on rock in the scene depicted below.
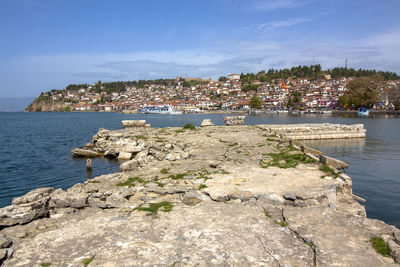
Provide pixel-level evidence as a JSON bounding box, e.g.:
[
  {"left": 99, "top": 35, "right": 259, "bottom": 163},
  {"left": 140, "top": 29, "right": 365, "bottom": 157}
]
[
  {"left": 219, "top": 139, "right": 228, "bottom": 143},
  {"left": 135, "top": 201, "right": 173, "bottom": 215},
  {"left": 183, "top": 123, "right": 196, "bottom": 130},
  {"left": 116, "top": 177, "right": 149, "bottom": 187},
  {"left": 266, "top": 138, "right": 277, "bottom": 142},
  {"left": 228, "top": 142, "right": 238, "bottom": 147},
  {"left": 275, "top": 220, "right": 288, "bottom": 227},
  {"left": 40, "top": 263, "right": 52, "bottom": 267},
  {"left": 370, "top": 237, "right": 391, "bottom": 257},
  {"left": 175, "top": 129, "right": 185, "bottom": 134},
  {"left": 320, "top": 164, "right": 338, "bottom": 177},
  {"left": 158, "top": 129, "right": 167, "bottom": 134},
  {"left": 260, "top": 152, "right": 316, "bottom": 169},
  {"left": 168, "top": 173, "right": 188, "bottom": 180},
  {"left": 87, "top": 180, "right": 100, "bottom": 184},
  {"left": 136, "top": 135, "right": 148, "bottom": 140},
  {"left": 160, "top": 168, "right": 170, "bottom": 174},
  {"left": 263, "top": 208, "right": 272, "bottom": 218},
  {"left": 155, "top": 137, "right": 167, "bottom": 143},
  {"left": 82, "top": 257, "right": 94, "bottom": 266},
  {"left": 305, "top": 241, "right": 314, "bottom": 248},
  {"left": 198, "top": 184, "right": 207, "bottom": 190}
]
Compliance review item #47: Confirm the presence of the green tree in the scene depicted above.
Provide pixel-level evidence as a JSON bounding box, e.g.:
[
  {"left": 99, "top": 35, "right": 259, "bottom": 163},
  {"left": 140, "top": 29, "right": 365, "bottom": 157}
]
[
  {"left": 250, "top": 95, "right": 262, "bottom": 109},
  {"left": 339, "top": 75, "right": 383, "bottom": 109},
  {"left": 286, "top": 91, "right": 301, "bottom": 109}
]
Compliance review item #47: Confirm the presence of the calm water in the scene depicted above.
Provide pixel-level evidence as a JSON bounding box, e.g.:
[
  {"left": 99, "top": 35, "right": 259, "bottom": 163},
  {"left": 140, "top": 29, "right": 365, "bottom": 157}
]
[{"left": 0, "top": 112, "right": 399, "bottom": 228}]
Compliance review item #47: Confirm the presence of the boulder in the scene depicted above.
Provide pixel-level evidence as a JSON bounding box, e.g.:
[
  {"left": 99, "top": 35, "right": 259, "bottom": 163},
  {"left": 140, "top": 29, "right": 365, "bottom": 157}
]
[
  {"left": 12, "top": 187, "right": 53, "bottom": 205},
  {"left": 124, "top": 143, "right": 145, "bottom": 153},
  {"left": 200, "top": 119, "right": 214, "bottom": 127},
  {"left": 118, "top": 152, "right": 133, "bottom": 160},
  {"left": 0, "top": 200, "right": 49, "bottom": 228},
  {"left": 223, "top": 116, "right": 245, "bottom": 126},
  {"left": 49, "top": 189, "right": 88, "bottom": 209},
  {"left": 122, "top": 120, "right": 146, "bottom": 128},
  {"left": 71, "top": 148, "right": 102, "bottom": 158},
  {"left": 104, "top": 148, "right": 118, "bottom": 158}
]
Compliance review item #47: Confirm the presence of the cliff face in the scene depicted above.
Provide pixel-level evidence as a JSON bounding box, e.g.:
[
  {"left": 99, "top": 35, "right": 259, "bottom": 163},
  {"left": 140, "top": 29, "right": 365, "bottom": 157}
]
[
  {"left": 1, "top": 124, "right": 400, "bottom": 266},
  {"left": 25, "top": 98, "right": 70, "bottom": 112}
]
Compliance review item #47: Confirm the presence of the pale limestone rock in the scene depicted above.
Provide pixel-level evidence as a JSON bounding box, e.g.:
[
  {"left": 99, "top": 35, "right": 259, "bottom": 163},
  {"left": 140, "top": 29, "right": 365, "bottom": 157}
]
[
  {"left": 200, "top": 119, "right": 214, "bottom": 127},
  {"left": 71, "top": 148, "right": 102, "bottom": 158},
  {"left": 12, "top": 187, "right": 53, "bottom": 205},
  {"left": 121, "top": 120, "right": 146, "bottom": 128},
  {"left": 117, "top": 151, "right": 132, "bottom": 160}
]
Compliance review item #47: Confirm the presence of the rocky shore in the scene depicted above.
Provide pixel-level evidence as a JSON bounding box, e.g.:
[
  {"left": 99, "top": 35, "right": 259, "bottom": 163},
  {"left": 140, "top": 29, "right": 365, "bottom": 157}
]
[{"left": 1, "top": 122, "right": 400, "bottom": 266}]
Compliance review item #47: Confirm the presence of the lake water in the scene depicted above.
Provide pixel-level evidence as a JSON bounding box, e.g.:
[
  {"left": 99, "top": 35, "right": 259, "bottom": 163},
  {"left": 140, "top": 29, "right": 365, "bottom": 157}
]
[{"left": 0, "top": 112, "right": 399, "bottom": 228}]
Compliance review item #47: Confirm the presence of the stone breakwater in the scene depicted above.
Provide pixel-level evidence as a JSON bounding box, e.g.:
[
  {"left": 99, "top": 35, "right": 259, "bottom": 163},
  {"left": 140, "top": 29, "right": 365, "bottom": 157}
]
[
  {"left": 260, "top": 123, "right": 367, "bottom": 140},
  {"left": 1, "top": 123, "right": 400, "bottom": 266}
]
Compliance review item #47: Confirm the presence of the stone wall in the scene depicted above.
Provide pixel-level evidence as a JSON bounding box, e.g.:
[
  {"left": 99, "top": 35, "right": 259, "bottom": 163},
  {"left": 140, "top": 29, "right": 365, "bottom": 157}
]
[{"left": 259, "top": 123, "right": 366, "bottom": 140}]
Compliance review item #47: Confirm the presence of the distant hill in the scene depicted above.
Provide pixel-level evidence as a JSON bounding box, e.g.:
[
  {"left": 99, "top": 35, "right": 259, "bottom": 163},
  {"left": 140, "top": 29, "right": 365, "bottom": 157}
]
[{"left": 0, "top": 97, "right": 35, "bottom": 112}]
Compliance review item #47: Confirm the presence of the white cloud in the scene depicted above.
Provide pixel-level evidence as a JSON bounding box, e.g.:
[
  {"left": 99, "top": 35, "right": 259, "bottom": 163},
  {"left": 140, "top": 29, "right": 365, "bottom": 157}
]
[
  {"left": 242, "top": 0, "right": 314, "bottom": 12},
  {"left": 1, "top": 28, "right": 400, "bottom": 97},
  {"left": 257, "top": 17, "right": 313, "bottom": 30}
]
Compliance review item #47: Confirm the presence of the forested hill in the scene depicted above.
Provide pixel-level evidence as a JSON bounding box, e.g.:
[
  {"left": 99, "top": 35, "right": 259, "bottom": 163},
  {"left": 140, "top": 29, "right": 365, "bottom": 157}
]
[{"left": 235, "top": 65, "right": 400, "bottom": 83}]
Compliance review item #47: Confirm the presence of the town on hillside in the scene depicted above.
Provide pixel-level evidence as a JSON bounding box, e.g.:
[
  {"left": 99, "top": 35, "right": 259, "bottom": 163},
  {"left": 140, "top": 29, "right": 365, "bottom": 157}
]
[{"left": 29, "top": 65, "right": 400, "bottom": 112}]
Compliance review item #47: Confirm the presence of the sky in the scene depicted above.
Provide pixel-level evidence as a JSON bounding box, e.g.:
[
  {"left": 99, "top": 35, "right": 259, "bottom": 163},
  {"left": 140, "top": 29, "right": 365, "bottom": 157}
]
[{"left": 0, "top": 0, "right": 400, "bottom": 98}]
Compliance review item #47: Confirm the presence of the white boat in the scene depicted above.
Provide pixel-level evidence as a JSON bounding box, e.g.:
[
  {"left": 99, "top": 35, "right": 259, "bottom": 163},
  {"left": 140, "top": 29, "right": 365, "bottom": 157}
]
[
  {"left": 358, "top": 108, "right": 370, "bottom": 117},
  {"left": 139, "top": 105, "right": 182, "bottom": 114}
]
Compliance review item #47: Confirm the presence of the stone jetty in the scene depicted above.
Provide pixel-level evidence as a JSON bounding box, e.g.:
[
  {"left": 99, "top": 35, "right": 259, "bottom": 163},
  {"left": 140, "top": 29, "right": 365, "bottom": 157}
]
[
  {"left": 1, "top": 123, "right": 399, "bottom": 266},
  {"left": 260, "top": 123, "right": 367, "bottom": 140}
]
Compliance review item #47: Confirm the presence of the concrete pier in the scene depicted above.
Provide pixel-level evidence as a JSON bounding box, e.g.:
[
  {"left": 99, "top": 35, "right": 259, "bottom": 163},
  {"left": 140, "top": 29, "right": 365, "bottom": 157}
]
[{"left": 258, "top": 123, "right": 366, "bottom": 140}]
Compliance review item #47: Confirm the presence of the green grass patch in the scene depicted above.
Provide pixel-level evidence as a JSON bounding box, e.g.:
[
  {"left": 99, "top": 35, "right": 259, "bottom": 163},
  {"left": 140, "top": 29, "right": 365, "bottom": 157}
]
[
  {"left": 319, "top": 164, "right": 337, "bottom": 177},
  {"left": 370, "top": 237, "right": 391, "bottom": 257},
  {"left": 263, "top": 208, "right": 272, "bottom": 218},
  {"left": 260, "top": 152, "right": 316, "bottom": 169},
  {"left": 158, "top": 129, "right": 167, "bottom": 134},
  {"left": 136, "top": 135, "right": 148, "bottom": 140},
  {"left": 160, "top": 168, "right": 170, "bottom": 174},
  {"left": 175, "top": 128, "right": 185, "bottom": 134},
  {"left": 82, "top": 257, "right": 94, "bottom": 266},
  {"left": 275, "top": 220, "right": 288, "bottom": 227},
  {"left": 258, "top": 143, "right": 266, "bottom": 147},
  {"left": 87, "top": 180, "right": 100, "bottom": 184},
  {"left": 183, "top": 123, "right": 196, "bottom": 130},
  {"left": 135, "top": 201, "right": 173, "bottom": 216},
  {"left": 266, "top": 138, "right": 277, "bottom": 142},
  {"left": 305, "top": 241, "right": 313, "bottom": 248},
  {"left": 155, "top": 137, "right": 167, "bottom": 143},
  {"left": 40, "top": 263, "right": 52, "bottom": 267},
  {"left": 219, "top": 139, "right": 228, "bottom": 143},
  {"left": 168, "top": 172, "right": 188, "bottom": 180},
  {"left": 115, "top": 176, "right": 149, "bottom": 187},
  {"left": 228, "top": 142, "right": 238, "bottom": 147},
  {"left": 198, "top": 184, "right": 207, "bottom": 190},
  {"left": 156, "top": 182, "right": 164, "bottom": 187}
]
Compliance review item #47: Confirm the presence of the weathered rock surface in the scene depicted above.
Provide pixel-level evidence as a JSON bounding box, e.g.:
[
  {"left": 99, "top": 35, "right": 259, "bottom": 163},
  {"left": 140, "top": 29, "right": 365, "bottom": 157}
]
[
  {"left": 71, "top": 148, "right": 102, "bottom": 158},
  {"left": 1, "top": 124, "right": 398, "bottom": 266},
  {"left": 121, "top": 120, "right": 147, "bottom": 128},
  {"left": 200, "top": 119, "right": 214, "bottom": 127},
  {"left": 224, "top": 116, "right": 245, "bottom": 126}
]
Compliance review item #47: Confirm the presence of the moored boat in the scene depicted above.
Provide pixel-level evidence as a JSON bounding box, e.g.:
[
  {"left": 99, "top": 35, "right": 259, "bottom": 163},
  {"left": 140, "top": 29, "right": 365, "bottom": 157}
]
[
  {"left": 139, "top": 105, "right": 182, "bottom": 114},
  {"left": 358, "top": 108, "right": 370, "bottom": 116}
]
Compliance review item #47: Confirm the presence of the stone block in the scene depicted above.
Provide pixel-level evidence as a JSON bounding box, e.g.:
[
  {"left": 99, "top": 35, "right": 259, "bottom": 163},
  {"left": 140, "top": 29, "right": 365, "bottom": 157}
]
[{"left": 122, "top": 120, "right": 146, "bottom": 128}]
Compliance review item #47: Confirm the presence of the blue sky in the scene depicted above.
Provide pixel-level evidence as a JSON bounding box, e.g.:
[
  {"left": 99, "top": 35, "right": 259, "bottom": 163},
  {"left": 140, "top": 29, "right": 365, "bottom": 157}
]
[{"left": 1, "top": 0, "right": 400, "bottom": 97}]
